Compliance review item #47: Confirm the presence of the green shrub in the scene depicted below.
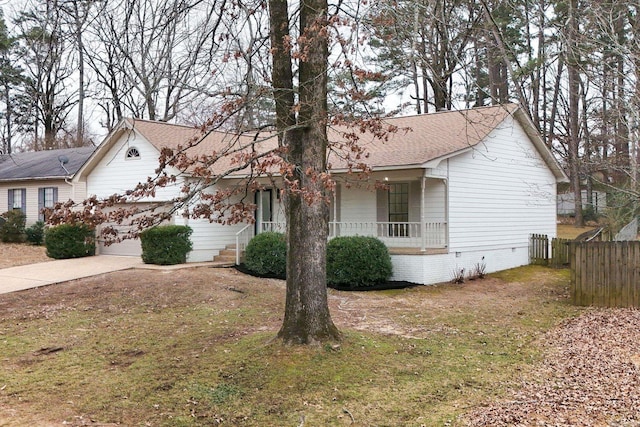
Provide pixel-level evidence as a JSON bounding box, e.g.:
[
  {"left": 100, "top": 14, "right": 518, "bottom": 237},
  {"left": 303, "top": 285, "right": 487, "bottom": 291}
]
[
  {"left": 25, "top": 221, "right": 46, "bottom": 245},
  {"left": 244, "top": 232, "right": 287, "bottom": 279},
  {"left": 45, "top": 223, "right": 95, "bottom": 259},
  {"left": 582, "top": 205, "right": 599, "bottom": 223},
  {"left": 140, "top": 225, "right": 193, "bottom": 265},
  {"left": 0, "top": 210, "right": 26, "bottom": 243},
  {"left": 326, "top": 236, "right": 392, "bottom": 288}
]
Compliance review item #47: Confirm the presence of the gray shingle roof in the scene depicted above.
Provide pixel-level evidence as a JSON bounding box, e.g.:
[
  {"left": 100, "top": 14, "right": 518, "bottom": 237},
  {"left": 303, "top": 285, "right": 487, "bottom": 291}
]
[{"left": 0, "top": 147, "right": 95, "bottom": 181}]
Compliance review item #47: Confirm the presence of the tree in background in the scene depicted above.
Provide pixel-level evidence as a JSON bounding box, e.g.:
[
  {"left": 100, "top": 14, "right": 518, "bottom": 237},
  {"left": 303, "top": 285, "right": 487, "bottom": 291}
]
[
  {"left": 0, "top": 9, "right": 23, "bottom": 155},
  {"left": 13, "top": 1, "right": 77, "bottom": 150}
]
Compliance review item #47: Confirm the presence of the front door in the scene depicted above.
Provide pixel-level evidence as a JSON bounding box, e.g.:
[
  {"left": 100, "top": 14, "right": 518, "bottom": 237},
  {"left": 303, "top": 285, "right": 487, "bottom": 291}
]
[{"left": 255, "top": 189, "right": 273, "bottom": 234}]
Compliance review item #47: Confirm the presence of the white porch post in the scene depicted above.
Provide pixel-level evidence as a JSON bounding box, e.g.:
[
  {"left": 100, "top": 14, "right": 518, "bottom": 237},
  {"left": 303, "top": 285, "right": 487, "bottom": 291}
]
[
  {"left": 421, "top": 175, "right": 426, "bottom": 251},
  {"left": 333, "top": 187, "right": 338, "bottom": 237},
  {"left": 444, "top": 178, "right": 449, "bottom": 248}
]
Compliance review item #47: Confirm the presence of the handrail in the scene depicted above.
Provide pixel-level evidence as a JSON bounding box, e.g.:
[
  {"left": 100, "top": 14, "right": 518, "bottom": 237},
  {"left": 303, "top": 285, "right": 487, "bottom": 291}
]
[{"left": 235, "top": 224, "right": 253, "bottom": 265}]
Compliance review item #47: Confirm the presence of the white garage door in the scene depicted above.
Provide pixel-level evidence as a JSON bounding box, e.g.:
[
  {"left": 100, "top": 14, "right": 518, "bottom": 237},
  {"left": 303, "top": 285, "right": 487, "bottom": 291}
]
[
  {"left": 98, "top": 227, "right": 143, "bottom": 256},
  {"left": 97, "top": 203, "right": 168, "bottom": 257}
]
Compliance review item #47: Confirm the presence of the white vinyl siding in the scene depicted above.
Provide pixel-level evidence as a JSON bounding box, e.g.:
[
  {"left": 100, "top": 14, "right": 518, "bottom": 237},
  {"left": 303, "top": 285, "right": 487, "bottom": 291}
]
[
  {"left": 446, "top": 115, "right": 557, "bottom": 252},
  {"left": 86, "top": 132, "right": 183, "bottom": 201},
  {"left": 340, "top": 186, "right": 377, "bottom": 223},
  {"left": 423, "top": 178, "right": 446, "bottom": 223}
]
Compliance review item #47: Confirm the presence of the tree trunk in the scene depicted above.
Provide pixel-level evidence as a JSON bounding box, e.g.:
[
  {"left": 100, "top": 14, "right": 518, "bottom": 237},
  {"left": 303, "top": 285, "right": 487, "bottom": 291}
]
[
  {"left": 567, "top": 0, "right": 583, "bottom": 226},
  {"left": 73, "top": 1, "right": 85, "bottom": 146},
  {"left": 269, "top": 0, "right": 340, "bottom": 345}
]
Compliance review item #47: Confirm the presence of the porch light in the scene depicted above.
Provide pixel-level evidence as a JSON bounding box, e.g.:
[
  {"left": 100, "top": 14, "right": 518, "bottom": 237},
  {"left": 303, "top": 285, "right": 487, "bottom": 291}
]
[{"left": 384, "top": 177, "right": 389, "bottom": 181}]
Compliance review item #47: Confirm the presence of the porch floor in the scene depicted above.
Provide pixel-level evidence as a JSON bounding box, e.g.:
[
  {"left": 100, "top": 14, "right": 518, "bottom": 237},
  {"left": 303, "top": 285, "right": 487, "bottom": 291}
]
[{"left": 388, "top": 247, "right": 448, "bottom": 256}]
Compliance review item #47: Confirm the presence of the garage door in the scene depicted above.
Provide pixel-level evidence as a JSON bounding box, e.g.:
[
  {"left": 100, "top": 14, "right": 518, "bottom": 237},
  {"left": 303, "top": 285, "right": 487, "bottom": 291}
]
[
  {"left": 97, "top": 203, "right": 168, "bottom": 257},
  {"left": 98, "top": 226, "right": 143, "bottom": 256}
]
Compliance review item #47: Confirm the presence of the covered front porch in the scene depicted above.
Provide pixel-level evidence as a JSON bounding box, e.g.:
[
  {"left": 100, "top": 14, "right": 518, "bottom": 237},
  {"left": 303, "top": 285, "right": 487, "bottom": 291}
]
[
  {"left": 234, "top": 169, "right": 449, "bottom": 264},
  {"left": 235, "top": 220, "right": 448, "bottom": 264}
]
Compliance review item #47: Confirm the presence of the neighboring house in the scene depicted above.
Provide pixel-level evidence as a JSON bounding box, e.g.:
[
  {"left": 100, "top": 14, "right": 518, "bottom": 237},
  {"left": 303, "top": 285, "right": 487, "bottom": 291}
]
[
  {"left": 74, "top": 103, "right": 567, "bottom": 285},
  {"left": 0, "top": 147, "right": 95, "bottom": 225},
  {"left": 557, "top": 189, "right": 607, "bottom": 215}
]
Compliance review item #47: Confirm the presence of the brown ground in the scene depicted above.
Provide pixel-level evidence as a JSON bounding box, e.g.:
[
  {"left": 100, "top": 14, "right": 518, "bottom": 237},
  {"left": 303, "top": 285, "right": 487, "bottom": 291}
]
[
  {"left": 0, "top": 242, "right": 49, "bottom": 269},
  {"left": 1, "top": 243, "right": 639, "bottom": 426}
]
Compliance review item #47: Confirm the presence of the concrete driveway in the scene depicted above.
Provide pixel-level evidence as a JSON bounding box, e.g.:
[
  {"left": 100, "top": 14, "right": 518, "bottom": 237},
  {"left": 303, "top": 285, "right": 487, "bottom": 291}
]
[{"left": 0, "top": 256, "right": 142, "bottom": 295}]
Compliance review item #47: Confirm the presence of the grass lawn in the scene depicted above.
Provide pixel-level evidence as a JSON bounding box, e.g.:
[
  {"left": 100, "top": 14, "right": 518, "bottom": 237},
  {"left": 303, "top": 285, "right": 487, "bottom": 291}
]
[
  {"left": 0, "top": 266, "right": 580, "bottom": 426},
  {"left": 556, "top": 223, "right": 597, "bottom": 240}
]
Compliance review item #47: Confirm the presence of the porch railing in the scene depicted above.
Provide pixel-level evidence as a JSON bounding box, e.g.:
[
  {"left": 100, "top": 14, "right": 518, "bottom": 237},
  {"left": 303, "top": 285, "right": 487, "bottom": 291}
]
[
  {"left": 236, "top": 221, "right": 448, "bottom": 264},
  {"left": 327, "top": 221, "right": 447, "bottom": 249}
]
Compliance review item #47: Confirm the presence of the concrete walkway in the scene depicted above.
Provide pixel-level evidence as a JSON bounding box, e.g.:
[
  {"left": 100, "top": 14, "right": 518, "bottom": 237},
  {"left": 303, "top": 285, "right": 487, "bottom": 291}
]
[
  {"left": 0, "top": 255, "right": 231, "bottom": 295},
  {"left": 0, "top": 256, "right": 143, "bottom": 295}
]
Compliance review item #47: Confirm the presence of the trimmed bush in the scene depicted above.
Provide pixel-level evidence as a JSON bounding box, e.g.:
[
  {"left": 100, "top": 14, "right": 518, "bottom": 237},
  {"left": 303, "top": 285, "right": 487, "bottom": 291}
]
[
  {"left": 45, "top": 223, "right": 95, "bottom": 259},
  {"left": 326, "top": 236, "right": 392, "bottom": 288},
  {"left": 140, "top": 225, "right": 193, "bottom": 265},
  {"left": 244, "top": 232, "right": 286, "bottom": 279},
  {"left": 25, "top": 221, "right": 46, "bottom": 245},
  {"left": 0, "top": 210, "right": 26, "bottom": 243}
]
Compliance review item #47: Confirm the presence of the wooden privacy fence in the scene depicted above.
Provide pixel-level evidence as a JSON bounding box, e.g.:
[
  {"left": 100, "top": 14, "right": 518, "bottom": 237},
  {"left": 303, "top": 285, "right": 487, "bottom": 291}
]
[
  {"left": 530, "top": 234, "right": 571, "bottom": 268},
  {"left": 571, "top": 241, "right": 640, "bottom": 307}
]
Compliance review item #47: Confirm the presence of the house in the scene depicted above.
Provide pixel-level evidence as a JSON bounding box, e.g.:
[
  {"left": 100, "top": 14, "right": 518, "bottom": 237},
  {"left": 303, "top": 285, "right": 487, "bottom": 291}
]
[
  {"left": 557, "top": 189, "right": 607, "bottom": 216},
  {"left": 0, "top": 147, "right": 95, "bottom": 224},
  {"left": 73, "top": 103, "right": 567, "bottom": 285}
]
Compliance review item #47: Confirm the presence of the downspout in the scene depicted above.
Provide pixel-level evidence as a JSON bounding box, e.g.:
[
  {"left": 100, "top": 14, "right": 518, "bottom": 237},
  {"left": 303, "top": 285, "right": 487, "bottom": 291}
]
[{"left": 62, "top": 160, "right": 74, "bottom": 198}]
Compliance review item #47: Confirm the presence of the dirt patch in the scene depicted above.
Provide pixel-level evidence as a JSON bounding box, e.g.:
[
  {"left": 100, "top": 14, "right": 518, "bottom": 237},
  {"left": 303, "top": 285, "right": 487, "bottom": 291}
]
[{"left": 0, "top": 242, "right": 49, "bottom": 269}]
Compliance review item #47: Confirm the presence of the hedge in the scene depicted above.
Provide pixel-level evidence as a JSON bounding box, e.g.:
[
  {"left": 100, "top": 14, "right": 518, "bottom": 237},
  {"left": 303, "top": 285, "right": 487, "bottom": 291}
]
[
  {"left": 140, "top": 225, "right": 193, "bottom": 265},
  {"left": 326, "top": 236, "right": 392, "bottom": 288},
  {"left": 0, "top": 210, "right": 26, "bottom": 243},
  {"left": 45, "top": 223, "right": 95, "bottom": 259},
  {"left": 243, "top": 232, "right": 287, "bottom": 279}
]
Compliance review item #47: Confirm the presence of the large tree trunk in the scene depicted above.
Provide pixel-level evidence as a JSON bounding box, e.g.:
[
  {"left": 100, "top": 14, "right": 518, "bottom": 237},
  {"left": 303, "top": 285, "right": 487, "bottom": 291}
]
[{"left": 269, "top": 0, "right": 340, "bottom": 344}]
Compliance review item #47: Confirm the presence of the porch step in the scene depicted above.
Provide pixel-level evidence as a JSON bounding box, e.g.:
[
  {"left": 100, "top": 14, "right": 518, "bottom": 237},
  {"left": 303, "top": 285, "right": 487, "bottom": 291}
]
[{"left": 212, "top": 246, "right": 238, "bottom": 264}]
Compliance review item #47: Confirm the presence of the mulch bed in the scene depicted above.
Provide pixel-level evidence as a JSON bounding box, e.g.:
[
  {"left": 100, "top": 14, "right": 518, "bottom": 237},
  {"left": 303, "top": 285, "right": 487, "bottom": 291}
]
[{"left": 233, "top": 264, "right": 419, "bottom": 291}]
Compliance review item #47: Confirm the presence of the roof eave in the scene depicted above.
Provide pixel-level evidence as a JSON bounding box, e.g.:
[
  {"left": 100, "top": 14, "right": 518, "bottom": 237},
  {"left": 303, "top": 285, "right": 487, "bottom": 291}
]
[
  {"left": 512, "top": 108, "right": 569, "bottom": 183},
  {"left": 0, "top": 175, "right": 70, "bottom": 183}
]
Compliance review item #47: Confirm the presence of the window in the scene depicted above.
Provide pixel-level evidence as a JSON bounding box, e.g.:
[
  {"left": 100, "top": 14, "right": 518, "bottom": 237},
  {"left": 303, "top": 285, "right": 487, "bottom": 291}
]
[
  {"left": 125, "top": 147, "right": 140, "bottom": 159},
  {"left": 8, "top": 188, "right": 26, "bottom": 213},
  {"left": 388, "top": 183, "right": 409, "bottom": 236},
  {"left": 38, "top": 187, "right": 58, "bottom": 221}
]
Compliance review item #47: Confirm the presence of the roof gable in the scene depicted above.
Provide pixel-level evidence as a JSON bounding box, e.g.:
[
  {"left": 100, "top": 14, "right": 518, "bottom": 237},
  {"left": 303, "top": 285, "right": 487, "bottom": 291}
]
[{"left": 0, "top": 147, "right": 95, "bottom": 181}]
